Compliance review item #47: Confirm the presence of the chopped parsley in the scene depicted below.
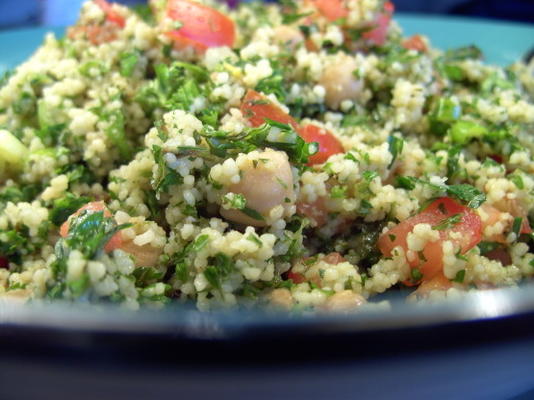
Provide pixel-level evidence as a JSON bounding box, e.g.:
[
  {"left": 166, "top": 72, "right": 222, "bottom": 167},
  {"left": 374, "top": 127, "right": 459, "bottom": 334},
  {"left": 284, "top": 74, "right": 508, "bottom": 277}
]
[
  {"left": 432, "top": 213, "right": 462, "bottom": 231},
  {"left": 452, "top": 269, "right": 466, "bottom": 283},
  {"left": 512, "top": 217, "right": 523, "bottom": 238},
  {"left": 411, "top": 268, "right": 423, "bottom": 281},
  {"left": 49, "top": 194, "right": 91, "bottom": 227},
  {"left": 119, "top": 51, "right": 140, "bottom": 77},
  {"left": 387, "top": 135, "right": 404, "bottom": 168}
]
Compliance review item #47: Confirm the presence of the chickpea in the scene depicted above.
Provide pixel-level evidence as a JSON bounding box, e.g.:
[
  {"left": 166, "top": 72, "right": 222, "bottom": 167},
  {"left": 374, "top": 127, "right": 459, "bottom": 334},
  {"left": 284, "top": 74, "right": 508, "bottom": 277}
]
[
  {"left": 270, "top": 288, "right": 294, "bottom": 310},
  {"left": 273, "top": 25, "right": 304, "bottom": 50},
  {"left": 319, "top": 54, "right": 364, "bottom": 109},
  {"left": 120, "top": 240, "right": 163, "bottom": 268},
  {"left": 221, "top": 149, "right": 295, "bottom": 227},
  {"left": 1, "top": 289, "right": 31, "bottom": 304},
  {"left": 321, "top": 290, "right": 366, "bottom": 313}
]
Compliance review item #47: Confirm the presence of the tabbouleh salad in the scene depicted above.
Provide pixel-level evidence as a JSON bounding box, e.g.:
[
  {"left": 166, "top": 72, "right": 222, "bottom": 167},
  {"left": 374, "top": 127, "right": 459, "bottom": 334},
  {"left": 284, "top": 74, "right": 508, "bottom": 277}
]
[{"left": 0, "top": 0, "right": 533, "bottom": 312}]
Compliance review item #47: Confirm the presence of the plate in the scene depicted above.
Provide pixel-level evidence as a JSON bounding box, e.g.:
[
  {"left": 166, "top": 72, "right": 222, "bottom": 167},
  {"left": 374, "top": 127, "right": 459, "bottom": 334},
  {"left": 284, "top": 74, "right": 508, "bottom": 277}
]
[
  {"left": 1, "top": 13, "right": 534, "bottom": 341},
  {"left": 1, "top": 15, "right": 534, "bottom": 399}
]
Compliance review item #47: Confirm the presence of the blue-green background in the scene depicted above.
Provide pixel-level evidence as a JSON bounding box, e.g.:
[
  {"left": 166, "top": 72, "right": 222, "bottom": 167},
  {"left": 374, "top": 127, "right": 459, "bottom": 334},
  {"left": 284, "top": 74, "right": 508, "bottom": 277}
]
[{"left": 0, "top": 14, "right": 533, "bottom": 77}]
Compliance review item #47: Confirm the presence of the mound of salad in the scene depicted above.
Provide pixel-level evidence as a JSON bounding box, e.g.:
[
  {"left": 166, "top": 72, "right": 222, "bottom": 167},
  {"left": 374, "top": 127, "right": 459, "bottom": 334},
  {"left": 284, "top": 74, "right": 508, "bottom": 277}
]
[{"left": 0, "top": 0, "right": 533, "bottom": 312}]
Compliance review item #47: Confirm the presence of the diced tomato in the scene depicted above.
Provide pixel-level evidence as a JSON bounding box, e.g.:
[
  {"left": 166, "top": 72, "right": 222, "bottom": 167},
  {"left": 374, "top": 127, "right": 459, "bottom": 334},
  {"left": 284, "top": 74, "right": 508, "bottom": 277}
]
[
  {"left": 286, "top": 252, "right": 344, "bottom": 285},
  {"left": 489, "top": 154, "right": 504, "bottom": 164},
  {"left": 481, "top": 203, "right": 532, "bottom": 240},
  {"left": 362, "top": 1, "right": 394, "bottom": 46},
  {"left": 287, "top": 271, "right": 306, "bottom": 284},
  {"left": 297, "top": 197, "right": 328, "bottom": 228},
  {"left": 0, "top": 256, "right": 8, "bottom": 269},
  {"left": 68, "top": 0, "right": 124, "bottom": 45},
  {"left": 522, "top": 221, "right": 532, "bottom": 234},
  {"left": 94, "top": 0, "right": 125, "bottom": 28},
  {"left": 310, "top": 0, "right": 348, "bottom": 22},
  {"left": 479, "top": 204, "right": 507, "bottom": 244},
  {"left": 323, "top": 252, "right": 346, "bottom": 264},
  {"left": 165, "top": 0, "right": 235, "bottom": 52},
  {"left": 485, "top": 247, "right": 512, "bottom": 266},
  {"left": 412, "top": 273, "right": 453, "bottom": 298},
  {"left": 241, "top": 91, "right": 344, "bottom": 165},
  {"left": 241, "top": 89, "right": 298, "bottom": 129},
  {"left": 378, "top": 197, "right": 483, "bottom": 281},
  {"left": 298, "top": 124, "right": 344, "bottom": 165},
  {"left": 402, "top": 34, "right": 427, "bottom": 52},
  {"left": 60, "top": 201, "right": 122, "bottom": 253}
]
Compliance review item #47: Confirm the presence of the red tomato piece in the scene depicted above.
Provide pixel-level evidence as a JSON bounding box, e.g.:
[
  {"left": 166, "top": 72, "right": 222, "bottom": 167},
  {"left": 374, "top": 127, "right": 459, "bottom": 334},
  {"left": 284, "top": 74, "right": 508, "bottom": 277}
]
[
  {"left": 485, "top": 248, "right": 512, "bottom": 266},
  {"left": 413, "top": 273, "right": 453, "bottom": 298},
  {"left": 521, "top": 219, "right": 532, "bottom": 235},
  {"left": 166, "top": 0, "right": 235, "bottom": 52},
  {"left": 94, "top": 0, "right": 125, "bottom": 28},
  {"left": 287, "top": 271, "right": 306, "bottom": 284},
  {"left": 297, "top": 197, "right": 328, "bottom": 228},
  {"left": 310, "top": 0, "right": 348, "bottom": 22},
  {"left": 489, "top": 154, "right": 504, "bottom": 164},
  {"left": 241, "top": 89, "right": 299, "bottom": 129},
  {"left": 362, "top": 1, "right": 394, "bottom": 46},
  {"left": 402, "top": 34, "right": 427, "bottom": 52},
  {"left": 298, "top": 124, "right": 344, "bottom": 165},
  {"left": 0, "top": 256, "right": 8, "bottom": 269},
  {"left": 60, "top": 201, "right": 122, "bottom": 253},
  {"left": 323, "top": 252, "right": 346, "bottom": 264},
  {"left": 378, "top": 197, "right": 483, "bottom": 281}
]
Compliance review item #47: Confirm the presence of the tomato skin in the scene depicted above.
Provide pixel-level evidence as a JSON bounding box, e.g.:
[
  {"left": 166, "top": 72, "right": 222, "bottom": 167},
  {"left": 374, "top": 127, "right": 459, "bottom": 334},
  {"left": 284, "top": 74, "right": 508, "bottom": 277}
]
[
  {"left": 241, "top": 92, "right": 344, "bottom": 165},
  {"left": 68, "top": 0, "right": 124, "bottom": 45},
  {"left": 287, "top": 271, "right": 306, "bottom": 284},
  {"left": 480, "top": 203, "right": 532, "bottom": 239},
  {"left": 60, "top": 201, "right": 123, "bottom": 253},
  {"left": 402, "top": 35, "right": 427, "bottom": 52},
  {"left": 94, "top": 0, "right": 125, "bottom": 28},
  {"left": 166, "top": 0, "right": 235, "bottom": 51},
  {"left": 310, "top": 0, "right": 348, "bottom": 22},
  {"left": 412, "top": 273, "right": 453, "bottom": 298},
  {"left": 362, "top": 1, "right": 394, "bottom": 46},
  {"left": 241, "top": 92, "right": 344, "bottom": 166},
  {"left": 286, "top": 253, "right": 344, "bottom": 285},
  {"left": 378, "top": 197, "right": 483, "bottom": 281},
  {"left": 297, "top": 197, "right": 328, "bottom": 228},
  {"left": 521, "top": 219, "right": 532, "bottom": 235},
  {"left": 298, "top": 124, "right": 344, "bottom": 165},
  {"left": 323, "top": 252, "right": 346, "bottom": 265},
  {"left": 241, "top": 90, "right": 298, "bottom": 129},
  {"left": 485, "top": 247, "right": 512, "bottom": 266}
]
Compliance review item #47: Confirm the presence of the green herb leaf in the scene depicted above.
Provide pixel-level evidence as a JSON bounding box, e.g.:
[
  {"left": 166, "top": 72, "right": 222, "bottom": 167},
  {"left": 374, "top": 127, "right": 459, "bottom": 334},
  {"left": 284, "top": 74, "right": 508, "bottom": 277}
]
[
  {"left": 193, "top": 234, "right": 210, "bottom": 252},
  {"left": 433, "top": 213, "right": 463, "bottom": 231},
  {"left": 446, "top": 184, "right": 486, "bottom": 208},
  {"left": 478, "top": 241, "right": 500, "bottom": 255},
  {"left": 452, "top": 269, "right": 466, "bottom": 283},
  {"left": 330, "top": 185, "right": 347, "bottom": 199},
  {"left": 282, "top": 11, "right": 313, "bottom": 24},
  {"left": 68, "top": 273, "right": 90, "bottom": 298},
  {"left": 101, "top": 108, "right": 133, "bottom": 161},
  {"left": 133, "top": 267, "right": 164, "bottom": 287},
  {"left": 512, "top": 217, "right": 523, "bottom": 238},
  {"left": 247, "top": 234, "right": 263, "bottom": 247},
  {"left": 242, "top": 206, "right": 266, "bottom": 222},
  {"left": 387, "top": 135, "right": 404, "bottom": 168},
  {"left": 395, "top": 176, "right": 417, "bottom": 190},
  {"left": 119, "top": 51, "right": 140, "bottom": 77},
  {"left": 443, "top": 45, "right": 483, "bottom": 62},
  {"left": 49, "top": 194, "right": 91, "bottom": 227},
  {"left": 449, "top": 120, "right": 488, "bottom": 144},
  {"left": 411, "top": 268, "right": 423, "bottom": 281}
]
